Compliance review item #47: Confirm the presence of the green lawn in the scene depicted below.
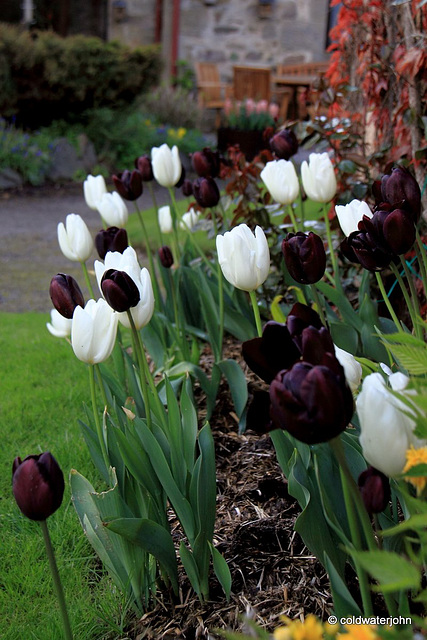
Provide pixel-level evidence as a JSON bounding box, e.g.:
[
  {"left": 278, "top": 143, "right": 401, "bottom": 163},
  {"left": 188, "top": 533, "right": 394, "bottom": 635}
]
[{"left": 0, "top": 313, "right": 128, "bottom": 639}]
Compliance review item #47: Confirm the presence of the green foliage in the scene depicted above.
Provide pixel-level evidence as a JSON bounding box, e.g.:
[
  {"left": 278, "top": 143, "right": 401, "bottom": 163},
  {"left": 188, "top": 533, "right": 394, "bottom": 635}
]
[
  {"left": 140, "top": 85, "right": 202, "bottom": 129},
  {"left": 0, "top": 23, "right": 162, "bottom": 128},
  {"left": 0, "top": 118, "right": 52, "bottom": 185}
]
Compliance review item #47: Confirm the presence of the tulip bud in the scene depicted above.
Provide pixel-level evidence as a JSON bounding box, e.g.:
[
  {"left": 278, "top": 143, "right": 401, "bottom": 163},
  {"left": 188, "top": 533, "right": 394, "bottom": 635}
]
[
  {"left": 49, "top": 273, "right": 84, "bottom": 319},
  {"left": 286, "top": 302, "right": 323, "bottom": 350},
  {"left": 112, "top": 170, "right": 143, "bottom": 201},
  {"left": 95, "top": 227, "right": 129, "bottom": 260},
  {"left": 158, "top": 205, "right": 173, "bottom": 234},
  {"left": 358, "top": 466, "right": 391, "bottom": 515},
  {"left": 260, "top": 159, "right": 299, "bottom": 205},
  {"left": 159, "top": 245, "right": 174, "bottom": 269},
  {"left": 181, "top": 178, "right": 193, "bottom": 197},
  {"left": 135, "top": 155, "right": 154, "bottom": 182},
  {"left": 151, "top": 143, "right": 182, "bottom": 188},
  {"left": 269, "top": 361, "right": 354, "bottom": 444},
  {"left": 382, "top": 208, "right": 416, "bottom": 255},
  {"left": 301, "top": 152, "right": 337, "bottom": 203},
  {"left": 57, "top": 213, "right": 94, "bottom": 263},
  {"left": 46, "top": 309, "right": 73, "bottom": 339},
  {"left": 83, "top": 174, "right": 107, "bottom": 210},
  {"left": 193, "top": 177, "right": 220, "bottom": 208},
  {"left": 12, "top": 452, "right": 65, "bottom": 521},
  {"left": 269, "top": 128, "right": 298, "bottom": 160},
  {"left": 242, "top": 321, "right": 301, "bottom": 383},
  {"left": 101, "top": 269, "right": 140, "bottom": 313},
  {"left": 216, "top": 224, "right": 270, "bottom": 292},
  {"left": 96, "top": 191, "right": 128, "bottom": 227},
  {"left": 192, "top": 148, "right": 221, "bottom": 178},
  {"left": 335, "top": 199, "right": 374, "bottom": 237},
  {"left": 282, "top": 231, "right": 326, "bottom": 284},
  {"left": 381, "top": 166, "right": 421, "bottom": 223}
]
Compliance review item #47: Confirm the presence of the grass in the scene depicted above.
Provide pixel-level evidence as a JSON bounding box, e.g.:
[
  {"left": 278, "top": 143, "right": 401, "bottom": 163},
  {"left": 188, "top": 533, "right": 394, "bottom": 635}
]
[{"left": 0, "top": 313, "right": 128, "bottom": 639}]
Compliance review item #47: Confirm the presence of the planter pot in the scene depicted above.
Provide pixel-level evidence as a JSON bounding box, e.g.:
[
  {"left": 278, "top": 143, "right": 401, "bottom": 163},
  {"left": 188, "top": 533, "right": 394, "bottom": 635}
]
[{"left": 217, "top": 127, "right": 267, "bottom": 161}]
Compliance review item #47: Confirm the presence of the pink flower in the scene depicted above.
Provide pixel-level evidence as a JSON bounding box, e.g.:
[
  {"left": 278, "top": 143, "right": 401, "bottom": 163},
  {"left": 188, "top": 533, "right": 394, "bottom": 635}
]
[
  {"left": 245, "top": 98, "right": 256, "bottom": 115},
  {"left": 256, "top": 99, "right": 268, "bottom": 113},
  {"left": 269, "top": 103, "right": 280, "bottom": 119},
  {"left": 224, "top": 97, "right": 233, "bottom": 117}
]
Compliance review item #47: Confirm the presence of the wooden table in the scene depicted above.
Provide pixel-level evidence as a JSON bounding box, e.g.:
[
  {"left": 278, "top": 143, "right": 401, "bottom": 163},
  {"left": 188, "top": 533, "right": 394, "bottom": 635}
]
[{"left": 272, "top": 74, "right": 318, "bottom": 120}]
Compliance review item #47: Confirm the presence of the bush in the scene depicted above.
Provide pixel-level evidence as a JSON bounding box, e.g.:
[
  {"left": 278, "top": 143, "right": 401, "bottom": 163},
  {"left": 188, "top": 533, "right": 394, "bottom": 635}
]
[
  {"left": 140, "top": 85, "right": 202, "bottom": 130},
  {"left": 0, "top": 23, "right": 162, "bottom": 128},
  {"left": 0, "top": 118, "right": 52, "bottom": 185}
]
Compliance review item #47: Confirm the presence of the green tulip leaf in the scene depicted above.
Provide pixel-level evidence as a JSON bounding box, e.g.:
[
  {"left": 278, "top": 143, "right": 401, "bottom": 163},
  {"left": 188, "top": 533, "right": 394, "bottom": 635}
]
[
  {"left": 217, "top": 359, "right": 248, "bottom": 424},
  {"left": 209, "top": 541, "right": 232, "bottom": 600},
  {"left": 348, "top": 549, "right": 420, "bottom": 592},
  {"left": 324, "top": 552, "right": 361, "bottom": 618}
]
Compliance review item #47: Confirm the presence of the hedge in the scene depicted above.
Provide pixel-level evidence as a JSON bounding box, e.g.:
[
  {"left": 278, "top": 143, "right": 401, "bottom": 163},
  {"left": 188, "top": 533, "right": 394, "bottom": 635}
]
[{"left": 0, "top": 24, "right": 162, "bottom": 128}]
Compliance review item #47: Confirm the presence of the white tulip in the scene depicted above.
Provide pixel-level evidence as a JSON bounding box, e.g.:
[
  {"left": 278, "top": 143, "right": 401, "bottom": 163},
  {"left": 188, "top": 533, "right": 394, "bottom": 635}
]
[
  {"left": 301, "top": 152, "right": 337, "bottom": 203},
  {"left": 158, "top": 205, "right": 173, "bottom": 234},
  {"left": 334, "top": 345, "right": 362, "bottom": 392},
  {"left": 357, "top": 372, "right": 426, "bottom": 477},
  {"left": 94, "top": 246, "right": 154, "bottom": 330},
  {"left": 46, "top": 309, "right": 73, "bottom": 339},
  {"left": 180, "top": 208, "right": 200, "bottom": 231},
  {"left": 83, "top": 174, "right": 107, "bottom": 210},
  {"left": 57, "top": 213, "right": 94, "bottom": 262},
  {"left": 260, "top": 159, "right": 299, "bottom": 205},
  {"left": 97, "top": 192, "right": 128, "bottom": 227},
  {"left": 216, "top": 224, "right": 270, "bottom": 292},
  {"left": 71, "top": 298, "right": 118, "bottom": 364},
  {"left": 335, "top": 199, "right": 373, "bottom": 237},
  {"left": 151, "top": 144, "right": 182, "bottom": 188}
]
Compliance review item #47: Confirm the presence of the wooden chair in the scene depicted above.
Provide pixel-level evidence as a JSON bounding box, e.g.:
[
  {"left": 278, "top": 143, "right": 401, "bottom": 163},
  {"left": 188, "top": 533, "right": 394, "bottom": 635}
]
[
  {"left": 194, "top": 62, "right": 232, "bottom": 128},
  {"left": 274, "top": 61, "right": 329, "bottom": 120},
  {"left": 232, "top": 65, "right": 272, "bottom": 102}
]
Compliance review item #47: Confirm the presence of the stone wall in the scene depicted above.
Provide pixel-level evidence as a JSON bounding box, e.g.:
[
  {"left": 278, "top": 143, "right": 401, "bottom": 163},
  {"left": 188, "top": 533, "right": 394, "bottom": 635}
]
[{"left": 108, "top": 0, "right": 331, "bottom": 84}]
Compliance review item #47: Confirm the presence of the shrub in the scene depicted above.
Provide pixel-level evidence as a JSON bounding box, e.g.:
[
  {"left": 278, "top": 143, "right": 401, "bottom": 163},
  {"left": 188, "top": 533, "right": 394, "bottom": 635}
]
[
  {"left": 140, "top": 85, "right": 202, "bottom": 130},
  {"left": 0, "top": 23, "right": 162, "bottom": 128}
]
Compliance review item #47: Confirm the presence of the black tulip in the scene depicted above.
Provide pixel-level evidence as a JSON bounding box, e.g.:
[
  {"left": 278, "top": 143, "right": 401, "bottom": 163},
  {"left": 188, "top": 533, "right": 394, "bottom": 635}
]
[
  {"left": 49, "top": 273, "right": 84, "bottom": 319},
  {"left": 282, "top": 231, "right": 326, "bottom": 284},
  {"left": 95, "top": 227, "right": 129, "bottom": 260},
  {"left": 158, "top": 245, "right": 174, "bottom": 269},
  {"left": 382, "top": 208, "right": 416, "bottom": 255},
  {"left": 135, "top": 155, "right": 154, "bottom": 182},
  {"left": 358, "top": 466, "right": 391, "bottom": 515},
  {"left": 269, "top": 128, "right": 298, "bottom": 160},
  {"left": 12, "top": 453, "right": 65, "bottom": 521},
  {"left": 193, "top": 177, "right": 220, "bottom": 208},
  {"left": 269, "top": 360, "right": 354, "bottom": 445},
  {"left": 112, "top": 170, "right": 143, "bottom": 201},
  {"left": 192, "top": 148, "right": 221, "bottom": 178},
  {"left": 101, "top": 269, "right": 140, "bottom": 312},
  {"left": 242, "top": 321, "right": 301, "bottom": 384},
  {"left": 181, "top": 178, "right": 193, "bottom": 197},
  {"left": 381, "top": 166, "right": 421, "bottom": 224}
]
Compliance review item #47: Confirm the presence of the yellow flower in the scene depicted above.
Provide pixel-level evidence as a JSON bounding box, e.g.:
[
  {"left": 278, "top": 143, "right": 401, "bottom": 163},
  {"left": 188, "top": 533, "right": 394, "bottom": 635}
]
[
  {"left": 402, "top": 445, "right": 427, "bottom": 495},
  {"left": 337, "top": 625, "right": 380, "bottom": 640},
  {"left": 177, "top": 127, "right": 187, "bottom": 138},
  {"left": 144, "top": 119, "right": 151, "bottom": 127},
  {"left": 274, "top": 615, "right": 324, "bottom": 640}
]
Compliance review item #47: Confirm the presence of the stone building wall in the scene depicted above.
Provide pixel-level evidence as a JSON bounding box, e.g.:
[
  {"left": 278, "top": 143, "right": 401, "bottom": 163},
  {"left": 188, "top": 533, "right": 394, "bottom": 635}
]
[{"left": 108, "top": 0, "right": 331, "bottom": 83}]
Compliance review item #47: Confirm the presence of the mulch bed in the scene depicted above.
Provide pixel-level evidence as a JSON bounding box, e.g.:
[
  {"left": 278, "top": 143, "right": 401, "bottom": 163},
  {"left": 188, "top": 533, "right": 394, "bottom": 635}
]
[{"left": 128, "top": 339, "right": 333, "bottom": 639}]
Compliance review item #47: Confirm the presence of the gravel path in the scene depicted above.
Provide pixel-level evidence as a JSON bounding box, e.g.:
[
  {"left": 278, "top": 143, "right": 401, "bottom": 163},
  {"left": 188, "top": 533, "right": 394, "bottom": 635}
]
[{"left": 0, "top": 183, "right": 167, "bottom": 314}]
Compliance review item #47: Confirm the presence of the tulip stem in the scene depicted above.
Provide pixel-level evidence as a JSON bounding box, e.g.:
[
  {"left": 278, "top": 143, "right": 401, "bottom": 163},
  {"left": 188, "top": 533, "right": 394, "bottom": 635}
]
[
  {"left": 147, "top": 182, "right": 164, "bottom": 248},
  {"left": 211, "top": 209, "right": 224, "bottom": 359},
  {"left": 400, "top": 257, "right": 422, "bottom": 340},
  {"left": 390, "top": 262, "right": 420, "bottom": 337},
  {"left": 298, "top": 191, "right": 305, "bottom": 229},
  {"left": 329, "top": 437, "right": 373, "bottom": 616},
  {"left": 94, "top": 363, "right": 109, "bottom": 410},
  {"left": 323, "top": 204, "right": 340, "bottom": 288},
  {"left": 168, "top": 268, "right": 190, "bottom": 361},
  {"left": 287, "top": 204, "right": 299, "bottom": 233},
  {"left": 168, "top": 188, "right": 182, "bottom": 263},
  {"left": 415, "top": 229, "right": 427, "bottom": 294},
  {"left": 311, "top": 285, "right": 327, "bottom": 327},
  {"left": 375, "top": 271, "right": 404, "bottom": 334},
  {"left": 40, "top": 520, "right": 73, "bottom": 640},
  {"left": 249, "top": 290, "right": 263, "bottom": 337},
  {"left": 134, "top": 204, "right": 162, "bottom": 312},
  {"left": 126, "top": 311, "right": 153, "bottom": 430},
  {"left": 80, "top": 261, "right": 95, "bottom": 299},
  {"left": 89, "top": 364, "right": 110, "bottom": 480}
]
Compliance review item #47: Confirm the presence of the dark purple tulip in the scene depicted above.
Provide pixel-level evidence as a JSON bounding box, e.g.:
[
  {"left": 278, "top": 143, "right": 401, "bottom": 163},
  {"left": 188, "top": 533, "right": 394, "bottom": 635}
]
[
  {"left": 358, "top": 466, "right": 391, "bottom": 515},
  {"left": 340, "top": 212, "right": 394, "bottom": 272},
  {"left": 282, "top": 231, "right": 326, "bottom": 284},
  {"left": 181, "top": 178, "right": 193, "bottom": 197},
  {"left": 49, "top": 273, "right": 84, "bottom": 319},
  {"left": 193, "top": 177, "right": 220, "bottom": 208},
  {"left": 192, "top": 148, "right": 221, "bottom": 178},
  {"left": 382, "top": 208, "right": 416, "bottom": 255},
  {"left": 112, "top": 170, "right": 143, "bottom": 201},
  {"left": 381, "top": 166, "right": 421, "bottom": 223},
  {"left": 269, "top": 360, "right": 354, "bottom": 444},
  {"left": 286, "top": 302, "right": 324, "bottom": 343},
  {"left": 135, "top": 155, "right": 154, "bottom": 182},
  {"left": 242, "top": 321, "right": 301, "bottom": 384},
  {"left": 95, "top": 227, "right": 129, "bottom": 260},
  {"left": 269, "top": 128, "right": 298, "bottom": 160},
  {"left": 12, "top": 453, "right": 65, "bottom": 521},
  {"left": 300, "top": 325, "right": 336, "bottom": 366},
  {"left": 101, "top": 269, "right": 140, "bottom": 312},
  {"left": 158, "top": 245, "right": 174, "bottom": 269}
]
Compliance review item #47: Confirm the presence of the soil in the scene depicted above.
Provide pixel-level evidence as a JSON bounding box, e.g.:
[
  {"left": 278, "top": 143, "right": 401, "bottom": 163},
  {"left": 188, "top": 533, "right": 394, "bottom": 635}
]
[{"left": 3, "top": 184, "right": 333, "bottom": 638}]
